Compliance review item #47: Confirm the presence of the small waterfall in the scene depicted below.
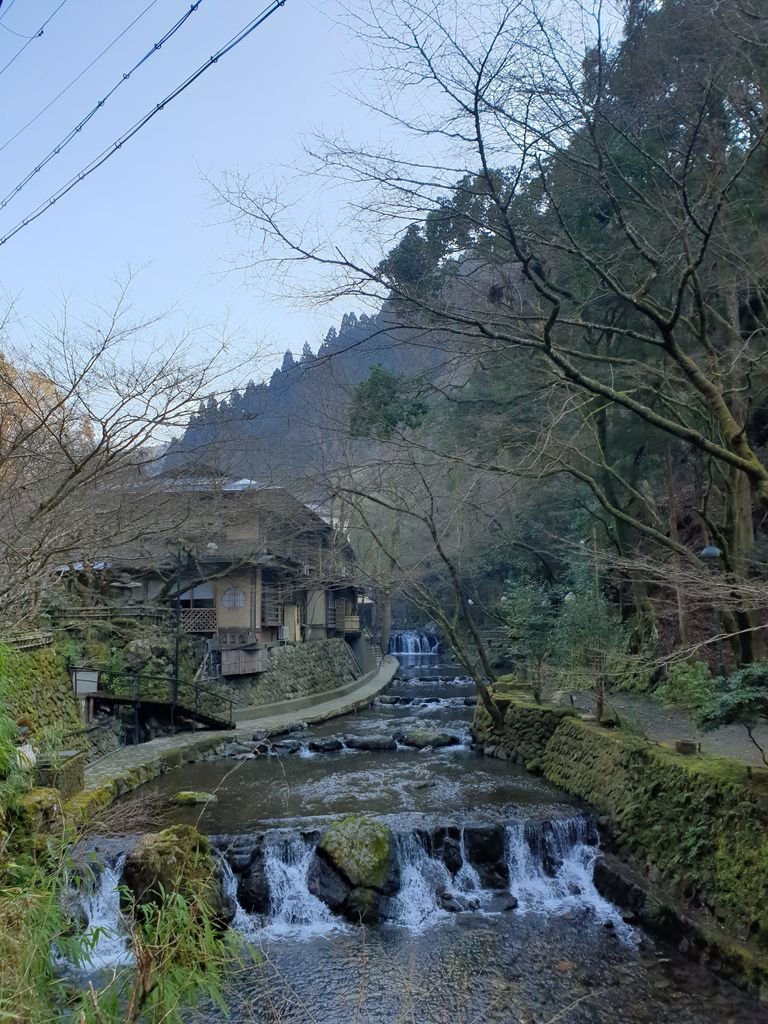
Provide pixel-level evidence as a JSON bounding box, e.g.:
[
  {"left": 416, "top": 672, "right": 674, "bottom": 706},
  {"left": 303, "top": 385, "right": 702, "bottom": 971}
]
[
  {"left": 453, "top": 829, "right": 482, "bottom": 893},
  {"left": 505, "top": 817, "right": 629, "bottom": 932},
  {"left": 66, "top": 816, "right": 632, "bottom": 956},
  {"left": 262, "top": 835, "right": 336, "bottom": 936},
  {"left": 70, "top": 855, "right": 132, "bottom": 970},
  {"left": 220, "top": 858, "right": 260, "bottom": 941},
  {"left": 387, "top": 834, "right": 452, "bottom": 930},
  {"left": 388, "top": 630, "right": 440, "bottom": 656}
]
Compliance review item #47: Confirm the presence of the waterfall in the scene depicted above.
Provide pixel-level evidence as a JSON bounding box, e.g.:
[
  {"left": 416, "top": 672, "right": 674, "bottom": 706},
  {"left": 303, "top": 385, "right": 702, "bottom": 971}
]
[
  {"left": 220, "top": 858, "right": 261, "bottom": 941},
  {"left": 504, "top": 818, "right": 629, "bottom": 932},
  {"left": 70, "top": 855, "right": 132, "bottom": 970},
  {"left": 68, "top": 816, "right": 632, "bottom": 956},
  {"left": 262, "top": 835, "right": 337, "bottom": 937},
  {"left": 453, "top": 830, "right": 482, "bottom": 893},
  {"left": 388, "top": 630, "right": 440, "bottom": 655},
  {"left": 387, "top": 834, "right": 453, "bottom": 929}
]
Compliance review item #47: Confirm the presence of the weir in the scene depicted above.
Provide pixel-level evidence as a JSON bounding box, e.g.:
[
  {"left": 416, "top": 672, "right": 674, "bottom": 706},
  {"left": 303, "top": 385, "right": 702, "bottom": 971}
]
[
  {"left": 72, "top": 813, "right": 627, "bottom": 965},
  {"left": 388, "top": 630, "right": 440, "bottom": 655}
]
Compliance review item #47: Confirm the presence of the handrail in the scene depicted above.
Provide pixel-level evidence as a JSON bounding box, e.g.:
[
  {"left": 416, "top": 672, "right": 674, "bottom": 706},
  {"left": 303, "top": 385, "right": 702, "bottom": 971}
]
[{"left": 98, "top": 669, "right": 239, "bottom": 737}]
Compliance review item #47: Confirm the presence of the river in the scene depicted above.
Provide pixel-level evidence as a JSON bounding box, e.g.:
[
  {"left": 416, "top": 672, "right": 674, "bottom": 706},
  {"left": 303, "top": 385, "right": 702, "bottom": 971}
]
[{"left": 73, "top": 659, "right": 768, "bottom": 1023}]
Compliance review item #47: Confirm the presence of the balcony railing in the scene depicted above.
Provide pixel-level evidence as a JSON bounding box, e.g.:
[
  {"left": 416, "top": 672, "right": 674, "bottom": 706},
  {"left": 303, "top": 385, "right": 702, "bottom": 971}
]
[{"left": 180, "top": 607, "right": 217, "bottom": 633}]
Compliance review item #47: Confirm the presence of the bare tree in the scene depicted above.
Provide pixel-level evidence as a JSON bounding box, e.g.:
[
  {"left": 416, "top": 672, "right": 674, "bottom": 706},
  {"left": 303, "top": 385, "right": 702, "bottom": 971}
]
[
  {"left": 217, "top": 0, "right": 768, "bottom": 662},
  {"left": 0, "top": 281, "right": 245, "bottom": 625}
]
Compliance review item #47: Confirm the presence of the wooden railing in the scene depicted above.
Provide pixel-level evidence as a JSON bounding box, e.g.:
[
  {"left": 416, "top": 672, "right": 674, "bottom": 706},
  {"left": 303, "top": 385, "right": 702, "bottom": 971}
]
[
  {"left": 0, "top": 630, "right": 54, "bottom": 650},
  {"left": 49, "top": 605, "right": 170, "bottom": 624},
  {"left": 180, "top": 607, "right": 217, "bottom": 633}
]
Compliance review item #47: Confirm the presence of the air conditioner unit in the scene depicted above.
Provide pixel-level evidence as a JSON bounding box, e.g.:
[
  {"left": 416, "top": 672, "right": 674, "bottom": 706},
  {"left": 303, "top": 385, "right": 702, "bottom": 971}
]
[{"left": 277, "top": 625, "right": 289, "bottom": 641}]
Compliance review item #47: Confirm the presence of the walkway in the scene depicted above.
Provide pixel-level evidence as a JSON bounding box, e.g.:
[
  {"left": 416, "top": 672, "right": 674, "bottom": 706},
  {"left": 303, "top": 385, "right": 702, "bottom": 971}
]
[
  {"left": 82, "top": 656, "right": 399, "bottom": 797},
  {"left": 566, "top": 691, "right": 768, "bottom": 768}
]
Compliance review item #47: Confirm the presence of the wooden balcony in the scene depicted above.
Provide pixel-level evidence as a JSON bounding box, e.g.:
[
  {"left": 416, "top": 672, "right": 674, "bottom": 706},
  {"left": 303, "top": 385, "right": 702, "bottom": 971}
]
[
  {"left": 343, "top": 615, "right": 361, "bottom": 634},
  {"left": 180, "top": 607, "right": 217, "bottom": 634}
]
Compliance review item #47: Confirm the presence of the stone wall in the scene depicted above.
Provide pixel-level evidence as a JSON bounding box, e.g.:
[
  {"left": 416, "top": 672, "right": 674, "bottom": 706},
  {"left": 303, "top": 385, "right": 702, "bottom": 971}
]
[
  {"left": 473, "top": 697, "right": 768, "bottom": 954},
  {"left": 221, "top": 639, "right": 359, "bottom": 709},
  {"left": 472, "top": 698, "right": 574, "bottom": 768},
  {"left": 2, "top": 645, "right": 83, "bottom": 746}
]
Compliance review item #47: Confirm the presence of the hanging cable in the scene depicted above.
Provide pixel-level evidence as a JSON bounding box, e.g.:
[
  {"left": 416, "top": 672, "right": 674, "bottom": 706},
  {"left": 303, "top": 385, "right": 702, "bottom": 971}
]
[
  {"left": 0, "top": 0, "right": 70, "bottom": 80},
  {"left": 0, "top": 0, "right": 163, "bottom": 157},
  {"left": 0, "top": 0, "right": 288, "bottom": 249},
  {"left": 0, "top": 0, "right": 19, "bottom": 23},
  {"left": 0, "top": 0, "right": 206, "bottom": 212}
]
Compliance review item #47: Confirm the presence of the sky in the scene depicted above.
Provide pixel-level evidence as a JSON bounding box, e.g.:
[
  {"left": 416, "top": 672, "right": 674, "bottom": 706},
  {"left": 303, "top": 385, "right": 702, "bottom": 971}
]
[{"left": 0, "top": 0, "right": 389, "bottom": 384}]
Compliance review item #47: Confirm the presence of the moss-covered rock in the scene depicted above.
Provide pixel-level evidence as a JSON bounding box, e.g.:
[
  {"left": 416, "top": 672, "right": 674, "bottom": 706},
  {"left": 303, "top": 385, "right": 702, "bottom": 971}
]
[
  {"left": 15, "top": 786, "right": 62, "bottom": 834},
  {"left": 319, "top": 816, "right": 392, "bottom": 889},
  {"left": 170, "top": 790, "right": 217, "bottom": 806},
  {"left": 314, "top": 816, "right": 397, "bottom": 922},
  {"left": 121, "top": 823, "right": 231, "bottom": 926}
]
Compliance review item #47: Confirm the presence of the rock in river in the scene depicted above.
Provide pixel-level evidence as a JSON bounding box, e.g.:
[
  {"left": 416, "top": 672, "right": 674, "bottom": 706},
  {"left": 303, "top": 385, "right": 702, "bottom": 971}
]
[
  {"left": 344, "top": 735, "right": 397, "bottom": 751},
  {"left": 121, "top": 823, "right": 233, "bottom": 926},
  {"left": 308, "top": 815, "right": 399, "bottom": 923},
  {"left": 400, "top": 729, "right": 461, "bottom": 749},
  {"left": 170, "top": 790, "right": 217, "bottom": 806}
]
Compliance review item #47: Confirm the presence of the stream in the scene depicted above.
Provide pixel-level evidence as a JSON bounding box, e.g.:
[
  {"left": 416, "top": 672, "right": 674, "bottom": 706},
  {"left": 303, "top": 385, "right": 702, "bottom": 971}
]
[{"left": 71, "top": 659, "right": 768, "bottom": 1023}]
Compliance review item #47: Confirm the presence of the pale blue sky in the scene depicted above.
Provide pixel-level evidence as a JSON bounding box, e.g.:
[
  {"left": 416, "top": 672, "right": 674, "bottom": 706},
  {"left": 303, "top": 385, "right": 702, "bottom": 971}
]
[{"left": 0, "top": 0, "right": 386, "bottom": 381}]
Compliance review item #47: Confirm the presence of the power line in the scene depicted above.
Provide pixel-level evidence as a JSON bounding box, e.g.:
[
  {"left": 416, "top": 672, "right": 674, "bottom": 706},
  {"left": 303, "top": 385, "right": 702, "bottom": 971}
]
[
  {"left": 0, "top": 0, "right": 288, "bottom": 249},
  {"left": 0, "top": 0, "right": 206, "bottom": 212},
  {"left": 0, "top": 0, "right": 20, "bottom": 23},
  {"left": 0, "top": 0, "right": 71, "bottom": 80},
  {"left": 0, "top": 0, "right": 163, "bottom": 157}
]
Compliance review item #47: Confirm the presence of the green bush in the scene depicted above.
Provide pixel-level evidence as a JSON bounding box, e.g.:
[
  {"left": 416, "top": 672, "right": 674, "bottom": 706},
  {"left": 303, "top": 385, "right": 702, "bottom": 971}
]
[{"left": 656, "top": 661, "right": 716, "bottom": 736}]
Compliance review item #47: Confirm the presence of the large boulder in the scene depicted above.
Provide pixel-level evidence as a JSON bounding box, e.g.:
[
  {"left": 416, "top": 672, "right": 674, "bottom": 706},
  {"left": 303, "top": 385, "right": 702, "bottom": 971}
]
[
  {"left": 121, "top": 824, "right": 233, "bottom": 926},
  {"left": 309, "top": 816, "right": 398, "bottom": 922}
]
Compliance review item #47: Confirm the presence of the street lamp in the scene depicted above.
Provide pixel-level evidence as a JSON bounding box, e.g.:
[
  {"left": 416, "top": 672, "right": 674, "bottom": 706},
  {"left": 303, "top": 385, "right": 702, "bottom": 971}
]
[{"left": 700, "top": 544, "right": 725, "bottom": 677}]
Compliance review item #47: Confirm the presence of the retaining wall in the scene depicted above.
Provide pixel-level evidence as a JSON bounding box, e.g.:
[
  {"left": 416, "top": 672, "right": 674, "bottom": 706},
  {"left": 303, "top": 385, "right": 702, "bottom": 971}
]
[
  {"left": 221, "top": 638, "right": 360, "bottom": 709},
  {"left": 473, "top": 696, "right": 768, "bottom": 978}
]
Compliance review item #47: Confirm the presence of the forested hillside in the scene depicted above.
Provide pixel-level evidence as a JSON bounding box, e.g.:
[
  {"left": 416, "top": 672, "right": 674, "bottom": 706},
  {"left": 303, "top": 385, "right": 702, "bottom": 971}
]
[{"left": 165, "top": 307, "right": 439, "bottom": 487}]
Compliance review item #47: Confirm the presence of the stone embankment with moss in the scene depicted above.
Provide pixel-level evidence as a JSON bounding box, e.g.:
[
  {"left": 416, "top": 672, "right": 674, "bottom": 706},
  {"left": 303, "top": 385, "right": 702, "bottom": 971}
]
[{"left": 474, "top": 694, "right": 768, "bottom": 996}]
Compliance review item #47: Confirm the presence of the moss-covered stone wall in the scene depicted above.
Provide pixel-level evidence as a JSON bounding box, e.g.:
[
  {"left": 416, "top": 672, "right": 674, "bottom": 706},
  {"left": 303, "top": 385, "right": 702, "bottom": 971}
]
[
  {"left": 473, "top": 698, "right": 768, "bottom": 952},
  {"left": 1, "top": 645, "right": 82, "bottom": 743}
]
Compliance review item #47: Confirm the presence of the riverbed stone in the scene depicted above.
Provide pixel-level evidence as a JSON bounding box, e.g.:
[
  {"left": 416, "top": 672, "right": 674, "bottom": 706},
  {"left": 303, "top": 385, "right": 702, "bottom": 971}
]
[
  {"left": 238, "top": 853, "right": 270, "bottom": 914},
  {"left": 344, "top": 735, "right": 397, "bottom": 751},
  {"left": 121, "top": 823, "right": 232, "bottom": 926},
  {"left": 171, "top": 790, "right": 217, "bottom": 806},
  {"left": 307, "top": 852, "right": 350, "bottom": 912},
  {"left": 307, "top": 737, "right": 344, "bottom": 753},
  {"left": 313, "top": 815, "right": 398, "bottom": 922},
  {"left": 400, "top": 729, "right": 460, "bottom": 749}
]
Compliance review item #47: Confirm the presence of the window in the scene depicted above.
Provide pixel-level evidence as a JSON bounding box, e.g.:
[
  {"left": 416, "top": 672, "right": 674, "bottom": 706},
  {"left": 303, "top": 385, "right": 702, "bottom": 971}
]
[{"left": 221, "top": 586, "right": 246, "bottom": 610}]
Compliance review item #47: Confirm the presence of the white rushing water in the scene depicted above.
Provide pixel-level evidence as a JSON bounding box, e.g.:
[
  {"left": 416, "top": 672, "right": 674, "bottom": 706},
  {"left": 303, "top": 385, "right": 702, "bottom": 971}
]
[
  {"left": 261, "top": 835, "right": 338, "bottom": 938},
  {"left": 72, "top": 854, "right": 132, "bottom": 970},
  {"left": 505, "top": 819, "right": 633, "bottom": 938},
  {"left": 388, "top": 631, "right": 440, "bottom": 655},
  {"left": 72, "top": 817, "right": 633, "bottom": 952},
  {"left": 387, "top": 834, "right": 453, "bottom": 930}
]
